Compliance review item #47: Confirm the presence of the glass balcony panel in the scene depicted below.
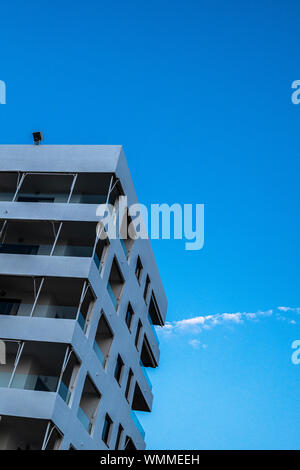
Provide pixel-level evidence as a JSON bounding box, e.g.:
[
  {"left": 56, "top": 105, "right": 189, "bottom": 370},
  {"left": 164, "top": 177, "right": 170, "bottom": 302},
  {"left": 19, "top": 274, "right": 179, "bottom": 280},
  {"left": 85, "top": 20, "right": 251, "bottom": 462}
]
[
  {"left": 34, "top": 304, "right": 78, "bottom": 320},
  {"left": 77, "top": 311, "right": 86, "bottom": 331},
  {"left": 107, "top": 282, "right": 118, "bottom": 309},
  {"left": 120, "top": 238, "right": 127, "bottom": 256},
  {"left": 52, "top": 245, "right": 93, "bottom": 257},
  {"left": 58, "top": 381, "right": 71, "bottom": 405},
  {"left": 93, "top": 341, "right": 105, "bottom": 367},
  {"left": 0, "top": 372, "right": 12, "bottom": 388},
  {"left": 0, "top": 300, "right": 21, "bottom": 316},
  {"left": 77, "top": 407, "right": 92, "bottom": 433},
  {"left": 11, "top": 373, "right": 59, "bottom": 392},
  {"left": 93, "top": 252, "right": 100, "bottom": 269}
]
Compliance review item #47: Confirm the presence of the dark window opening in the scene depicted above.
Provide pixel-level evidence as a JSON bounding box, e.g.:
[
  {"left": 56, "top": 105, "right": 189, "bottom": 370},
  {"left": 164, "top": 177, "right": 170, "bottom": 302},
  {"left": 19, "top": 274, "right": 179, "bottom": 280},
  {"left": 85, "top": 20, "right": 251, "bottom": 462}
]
[
  {"left": 102, "top": 414, "right": 113, "bottom": 446},
  {"left": 124, "top": 436, "right": 136, "bottom": 450},
  {"left": 143, "top": 275, "right": 150, "bottom": 302},
  {"left": 148, "top": 292, "right": 163, "bottom": 326},
  {"left": 125, "top": 303, "right": 134, "bottom": 331},
  {"left": 115, "top": 424, "right": 124, "bottom": 450},
  {"left": 114, "top": 354, "right": 124, "bottom": 385},
  {"left": 78, "top": 375, "right": 101, "bottom": 435},
  {"left": 135, "top": 320, "right": 143, "bottom": 349},
  {"left": 125, "top": 369, "right": 134, "bottom": 402},
  {"left": 107, "top": 257, "right": 125, "bottom": 310},
  {"left": 135, "top": 256, "right": 143, "bottom": 284},
  {"left": 93, "top": 312, "right": 114, "bottom": 368}
]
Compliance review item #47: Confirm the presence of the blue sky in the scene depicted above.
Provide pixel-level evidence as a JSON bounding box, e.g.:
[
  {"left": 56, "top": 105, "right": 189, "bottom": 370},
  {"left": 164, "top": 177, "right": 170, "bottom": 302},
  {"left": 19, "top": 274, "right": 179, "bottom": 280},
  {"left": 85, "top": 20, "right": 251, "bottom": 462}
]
[{"left": 0, "top": 0, "right": 300, "bottom": 449}]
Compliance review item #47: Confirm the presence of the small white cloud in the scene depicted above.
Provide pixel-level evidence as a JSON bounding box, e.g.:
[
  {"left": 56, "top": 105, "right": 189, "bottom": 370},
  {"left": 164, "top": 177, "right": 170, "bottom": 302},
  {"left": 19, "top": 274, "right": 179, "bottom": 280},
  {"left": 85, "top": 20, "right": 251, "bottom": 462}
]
[
  {"left": 188, "top": 339, "right": 201, "bottom": 349},
  {"left": 278, "top": 306, "right": 292, "bottom": 312}
]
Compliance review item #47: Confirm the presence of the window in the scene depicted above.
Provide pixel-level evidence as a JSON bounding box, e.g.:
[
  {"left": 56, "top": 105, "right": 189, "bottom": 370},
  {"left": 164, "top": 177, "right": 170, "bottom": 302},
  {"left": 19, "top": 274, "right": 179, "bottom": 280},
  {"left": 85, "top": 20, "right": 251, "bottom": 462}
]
[
  {"left": 124, "top": 436, "right": 136, "bottom": 450},
  {"left": 94, "top": 236, "right": 110, "bottom": 273},
  {"left": 17, "top": 196, "right": 55, "bottom": 203},
  {"left": 125, "top": 303, "right": 134, "bottom": 331},
  {"left": 135, "top": 256, "right": 143, "bottom": 284},
  {"left": 77, "top": 375, "right": 101, "bottom": 435},
  {"left": 119, "top": 211, "right": 135, "bottom": 259},
  {"left": 143, "top": 275, "right": 150, "bottom": 302},
  {"left": 115, "top": 424, "right": 124, "bottom": 450},
  {"left": 0, "top": 298, "right": 20, "bottom": 316},
  {"left": 125, "top": 369, "right": 134, "bottom": 402},
  {"left": 93, "top": 312, "right": 114, "bottom": 368},
  {"left": 102, "top": 414, "right": 113, "bottom": 446},
  {"left": 114, "top": 355, "right": 124, "bottom": 385},
  {"left": 135, "top": 320, "right": 143, "bottom": 349},
  {"left": 107, "top": 257, "right": 125, "bottom": 310},
  {"left": 148, "top": 291, "right": 163, "bottom": 325}
]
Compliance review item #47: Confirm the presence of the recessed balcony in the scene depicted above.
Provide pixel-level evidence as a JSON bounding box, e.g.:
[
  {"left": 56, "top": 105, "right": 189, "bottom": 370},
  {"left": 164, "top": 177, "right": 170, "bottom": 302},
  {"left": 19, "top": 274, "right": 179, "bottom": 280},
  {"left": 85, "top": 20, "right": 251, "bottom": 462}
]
[
  {"left": 93, "top": 312, "right": 114, "bottom": 368},
  {"left": 0, "top": 340, "right": 80, "bottom": 406},
  {"left": 107, "top": 257, "right": 125, "bottom": 310},
  {"left": 77, "top": 375, "right": 101, "bottom": 435},
  {"left": 0, "top": 171, "right": 122, "bottom": 206},
  {"left": 0, "top": 275, "right": 96, "bottom": 333},
  {"left": 0, "top": 416, "right": 63, "bottom": 450}
]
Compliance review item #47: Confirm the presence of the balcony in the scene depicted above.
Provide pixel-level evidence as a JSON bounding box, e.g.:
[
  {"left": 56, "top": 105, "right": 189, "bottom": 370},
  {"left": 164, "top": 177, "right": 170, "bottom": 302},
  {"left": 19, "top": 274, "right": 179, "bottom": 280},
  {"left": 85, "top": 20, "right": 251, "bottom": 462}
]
[
  {"left": 77, "top": 375, "right": 101, "bottom": 435},
  {"left": 0, "top": 340, "right": 80, "bottom": 406},
  {"left": 107, "top": 257, "right": 124, "bottom": 310},
  {"left": 0, "top": 416, "right": 63, "bottom": 450},
  {"left": 0, "top": 275, "right": 95, "bottom": 334},
  {"left": 0, "top": 171, "right": 122, "bottom": 206},
  {"left": 0, "top": 220, "right": 99, "bottom": 259},
  {"left": 93, "top": 312, "right": 114, "bottom": 368}
]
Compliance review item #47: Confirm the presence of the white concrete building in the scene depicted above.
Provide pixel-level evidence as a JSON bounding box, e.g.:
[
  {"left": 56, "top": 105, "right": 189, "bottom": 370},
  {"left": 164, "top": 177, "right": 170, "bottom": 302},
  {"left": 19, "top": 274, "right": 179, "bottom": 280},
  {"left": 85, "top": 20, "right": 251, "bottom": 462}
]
[{"left": 0, "top": 145, "right": 167, "bottom": 450}]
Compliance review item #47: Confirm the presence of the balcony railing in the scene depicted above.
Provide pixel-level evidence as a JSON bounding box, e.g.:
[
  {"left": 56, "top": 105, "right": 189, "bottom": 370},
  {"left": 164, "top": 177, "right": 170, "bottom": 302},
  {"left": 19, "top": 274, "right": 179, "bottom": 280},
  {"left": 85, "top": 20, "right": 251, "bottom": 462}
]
[
  {"left": 77, "top": 311, "right": 87, "bottom": 332},
  {"left": 130, "top": 410, "right": 145, "bottom": 440},
  {"left": 120, "top": 238, "right": 127, "bottom": 257},
  {"left": 36, "top": 304, "right": 78, "bottom": 320},
  {"left": 0, "top": 192, "right": 109, "bottom": 205},
  {"left": 77, "top": 407, "right": 93, "bottom": 434},
  {"left": 0, "top": 243, "right": 94, "bottom": 258},
  {"left": 93, "top": 341, "right": 106, "bottom": 367},
  {"left": 139, "top": 361, "right": 152, "bottom": 390},
  {"left": 107, "top": 282, "right": 118, "bottom": 310},
  {"left": 58, "top": 381, "right": 72, "bottom": 405},
  {"left": 0, "top": 372, "right": 70, "bottom": 404},
  {"left": 11, "top": 373, "right": 59, "bottom": 392},
  {"left": 93, "top": 252, "right": 101, "bottom": 270},
  {"left": 147, "top": 314, "right": 160, "bottom": 345},
  {"left": 0, "top": 243, "right": 46, "bottom": 255},
  {"left": 0, "top": 301, "right": 80, "bottom": 320}
]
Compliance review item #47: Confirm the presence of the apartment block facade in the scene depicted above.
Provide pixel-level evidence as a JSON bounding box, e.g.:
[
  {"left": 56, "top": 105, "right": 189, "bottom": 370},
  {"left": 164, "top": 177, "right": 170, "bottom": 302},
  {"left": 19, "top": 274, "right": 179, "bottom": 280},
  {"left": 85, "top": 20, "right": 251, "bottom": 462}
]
[{"left": 0, "top": 145, "right": 167, "bottom": 450}]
